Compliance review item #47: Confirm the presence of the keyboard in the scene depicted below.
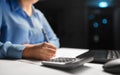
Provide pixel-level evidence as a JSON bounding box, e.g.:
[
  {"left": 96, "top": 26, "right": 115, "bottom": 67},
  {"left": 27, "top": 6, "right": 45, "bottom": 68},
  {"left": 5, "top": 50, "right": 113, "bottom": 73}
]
[
  {"left": 41, "top": 51, "right": 94, "bottom": 69},
  {"left": 41, "top": 50, "right": 120, "bottom": 69},
  {"left": 88, "top": 50, "right": 120, "bottom": 63},
  {"left": 107, "top": 50, "right": 120, "bottom": 59}
]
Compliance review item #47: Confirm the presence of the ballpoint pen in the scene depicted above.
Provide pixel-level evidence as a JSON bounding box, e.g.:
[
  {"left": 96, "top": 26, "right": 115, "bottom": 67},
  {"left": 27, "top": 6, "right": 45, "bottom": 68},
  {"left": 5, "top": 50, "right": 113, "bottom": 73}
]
[{"left": 41, "top": 28, "right": 49, "bottom": 42}]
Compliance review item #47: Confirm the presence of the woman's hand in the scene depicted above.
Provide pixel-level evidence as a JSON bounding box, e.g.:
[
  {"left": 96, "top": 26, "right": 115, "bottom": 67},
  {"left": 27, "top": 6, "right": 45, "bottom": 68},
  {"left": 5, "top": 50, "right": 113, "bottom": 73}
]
[{"left": 22, "top": 43, "right": 57, "bottom": 60}]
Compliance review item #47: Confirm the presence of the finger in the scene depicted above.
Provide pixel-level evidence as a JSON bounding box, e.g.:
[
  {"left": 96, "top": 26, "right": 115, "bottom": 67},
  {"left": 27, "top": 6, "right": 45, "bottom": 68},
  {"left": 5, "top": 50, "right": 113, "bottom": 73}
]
[
  {"left": 39, "top": 52, "right": 50, "bottom": 60},
  {"left": 43, "top": 48, "right": 56, "bottom": 58},
  {"left": 44, "top": 43, "right": 57, "bottom": 49},
  {"left": 40, "top": 55, "right": 51, "bottom": 60},
  {"left": 46, "top": 48, "right": 56, "bottom": 54},
  {"left": 40, "top": 52, "right": 54, "bottom": 60}
]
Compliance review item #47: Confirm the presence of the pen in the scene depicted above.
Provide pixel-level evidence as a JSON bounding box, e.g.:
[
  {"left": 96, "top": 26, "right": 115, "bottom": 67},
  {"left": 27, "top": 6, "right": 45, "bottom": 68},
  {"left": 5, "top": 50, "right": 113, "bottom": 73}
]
[{"left": 41, "top": 28, "right": 49, "bottom": 42}]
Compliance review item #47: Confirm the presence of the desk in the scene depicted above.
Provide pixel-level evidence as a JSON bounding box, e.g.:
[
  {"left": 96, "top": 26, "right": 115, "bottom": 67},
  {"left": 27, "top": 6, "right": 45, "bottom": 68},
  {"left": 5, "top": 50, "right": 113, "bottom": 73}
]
[{"left": 0, "top": 48, "right": 113, "bottom": 75}]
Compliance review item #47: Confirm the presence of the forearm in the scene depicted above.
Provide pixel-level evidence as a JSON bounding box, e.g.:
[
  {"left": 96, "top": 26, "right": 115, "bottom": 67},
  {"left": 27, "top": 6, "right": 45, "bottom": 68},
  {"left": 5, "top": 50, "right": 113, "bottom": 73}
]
[
  {"left": 22, "top": 45, "right": 35, "bottom": 59},
  {"left": 0, "top": 42, "right": 25, "bottom": 59},
  {"left": 22, "top": 43, "right": 56, "bottom": 60}
]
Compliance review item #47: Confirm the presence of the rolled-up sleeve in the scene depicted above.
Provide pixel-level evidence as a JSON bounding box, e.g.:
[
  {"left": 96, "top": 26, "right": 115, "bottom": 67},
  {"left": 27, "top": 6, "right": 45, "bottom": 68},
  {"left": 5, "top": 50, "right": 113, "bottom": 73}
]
[{"left": 0, "top": 42, "right": 25, "bottom": 59}]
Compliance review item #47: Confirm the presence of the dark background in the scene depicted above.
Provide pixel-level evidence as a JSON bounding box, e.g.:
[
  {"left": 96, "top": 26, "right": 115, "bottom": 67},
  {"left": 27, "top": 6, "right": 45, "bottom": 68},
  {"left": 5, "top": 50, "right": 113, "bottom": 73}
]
[{"left": 35, "top": 0, "right": 120, "bottom": 49}]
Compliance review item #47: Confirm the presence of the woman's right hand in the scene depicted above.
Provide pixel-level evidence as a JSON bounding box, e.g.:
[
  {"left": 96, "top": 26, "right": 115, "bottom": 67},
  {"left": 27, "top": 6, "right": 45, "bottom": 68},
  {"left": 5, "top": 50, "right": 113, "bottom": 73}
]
[{"left": 22, "top": 43, "right": 57, "bottom": 60}]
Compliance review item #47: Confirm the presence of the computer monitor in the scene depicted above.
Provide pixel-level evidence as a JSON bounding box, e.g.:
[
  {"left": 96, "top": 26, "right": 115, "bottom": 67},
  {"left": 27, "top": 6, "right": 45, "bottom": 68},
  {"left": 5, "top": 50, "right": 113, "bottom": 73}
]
[{"left": 35, "top": 0, "right": 120, "bottom": 62}]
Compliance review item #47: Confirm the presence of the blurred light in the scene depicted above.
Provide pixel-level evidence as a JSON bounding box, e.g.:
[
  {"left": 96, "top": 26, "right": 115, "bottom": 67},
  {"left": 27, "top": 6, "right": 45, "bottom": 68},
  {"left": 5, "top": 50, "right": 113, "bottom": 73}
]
[
  {"left": 93, "top": 22, "right": 99, "bottom": 28},
  {"left": 86, "top": 0, "right": 114, "bottom": 8},
  {"left": 102, "top": 18, "right": 108, "bottom": 24},
  {"left": 98, "top": 2, "right": 108, "bottom": 8},
  {"left": 94, "top": 35, "right": 100, "bottom": 43},
  {"left": 89, "top": 15, "right": 95, "bottom": 20}
]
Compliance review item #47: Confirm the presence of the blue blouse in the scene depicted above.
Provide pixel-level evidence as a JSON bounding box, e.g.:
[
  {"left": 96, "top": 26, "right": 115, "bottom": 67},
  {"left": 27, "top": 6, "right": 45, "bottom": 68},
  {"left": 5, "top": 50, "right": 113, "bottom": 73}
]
[{"left": 0, "top": 0, "right": 60, "bottom": 59}]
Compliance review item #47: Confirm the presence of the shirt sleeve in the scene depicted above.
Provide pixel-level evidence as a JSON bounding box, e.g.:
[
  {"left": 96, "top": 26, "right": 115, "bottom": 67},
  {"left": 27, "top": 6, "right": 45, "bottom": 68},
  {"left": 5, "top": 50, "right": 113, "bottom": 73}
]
[
  {"left": 0, "top": 41, "right": 26, "bottom": 59},
  {"left": 38, "top": 12, "right": 60, "bottom": 48},
  {"left": 0, "top": 0, "right": 25, "bottom": 59}
]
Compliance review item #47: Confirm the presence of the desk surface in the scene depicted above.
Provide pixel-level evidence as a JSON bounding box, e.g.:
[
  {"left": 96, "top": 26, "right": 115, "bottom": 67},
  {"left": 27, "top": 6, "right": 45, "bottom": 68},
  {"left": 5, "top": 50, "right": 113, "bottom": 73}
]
[{"left": 0, "top": 48, "right": 113, "bottom": 75}]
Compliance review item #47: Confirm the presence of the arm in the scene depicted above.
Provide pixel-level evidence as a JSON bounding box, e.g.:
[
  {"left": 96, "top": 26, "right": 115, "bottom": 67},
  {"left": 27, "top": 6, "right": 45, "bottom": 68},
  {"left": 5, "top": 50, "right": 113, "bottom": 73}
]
[
  {"left": 21, "top": 14, "right": 59, "bottom": 60},
  {"left": 0, "top": 12, "right": 55, "bottom": 59},
  {"left": 0, "top": 42, "right": 56, "bottom": 60},
  {"left": 22, "top": 43, "right": 56, "bottom": 60},
  {"left": 40, "top": 13, "right": 60, "bottom": 48},
  {"left": 0, "top": 42, "right": 25, "bottom": 59},
  {"left": 0, "top": 0, "right": 25, "bottom": 59}
]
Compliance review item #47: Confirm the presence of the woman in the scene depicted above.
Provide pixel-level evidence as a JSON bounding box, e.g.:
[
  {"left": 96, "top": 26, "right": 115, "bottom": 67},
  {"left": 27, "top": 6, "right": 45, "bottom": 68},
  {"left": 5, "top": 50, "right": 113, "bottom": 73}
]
[{"left": 0, "top": 0, "right": 60, "bottom": 60}]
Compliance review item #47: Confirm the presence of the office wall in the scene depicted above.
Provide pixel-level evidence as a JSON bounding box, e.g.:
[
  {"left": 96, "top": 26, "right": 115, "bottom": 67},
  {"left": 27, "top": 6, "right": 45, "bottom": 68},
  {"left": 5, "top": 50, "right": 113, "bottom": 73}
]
[{"left": 35, "top": 0, "right": 88, "bottom": 48}]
